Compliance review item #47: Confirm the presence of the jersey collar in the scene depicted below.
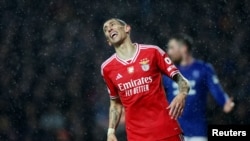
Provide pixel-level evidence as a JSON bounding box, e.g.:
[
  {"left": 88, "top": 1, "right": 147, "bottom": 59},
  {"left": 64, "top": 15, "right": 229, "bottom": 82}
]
[{"left": 115, "top": 43, "right": 140, "bottom": 65}]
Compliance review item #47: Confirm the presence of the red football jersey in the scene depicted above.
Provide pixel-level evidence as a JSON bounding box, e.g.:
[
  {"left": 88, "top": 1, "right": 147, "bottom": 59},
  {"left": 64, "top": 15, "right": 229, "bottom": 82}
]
[{"left": 101, "top": 43, "right": 183, "bottom": 140}]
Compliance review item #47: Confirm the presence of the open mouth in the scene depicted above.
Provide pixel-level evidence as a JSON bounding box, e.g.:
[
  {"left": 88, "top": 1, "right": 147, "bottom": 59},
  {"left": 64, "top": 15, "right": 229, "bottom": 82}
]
[{"left": 110, "top": 31, "right": 118, "bottom": 39}]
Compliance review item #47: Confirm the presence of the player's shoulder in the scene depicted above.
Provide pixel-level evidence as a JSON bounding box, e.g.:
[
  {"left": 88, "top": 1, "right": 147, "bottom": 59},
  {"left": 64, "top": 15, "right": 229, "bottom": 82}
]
[
  {"left": 101, "top": 53, "right": 116, "bottom": 75},
  {"left": 138, "top": 43, "right": 165, "bottom": 55},
  {"left": 194, "top": 59, "right": 214, "bottom": 70}
]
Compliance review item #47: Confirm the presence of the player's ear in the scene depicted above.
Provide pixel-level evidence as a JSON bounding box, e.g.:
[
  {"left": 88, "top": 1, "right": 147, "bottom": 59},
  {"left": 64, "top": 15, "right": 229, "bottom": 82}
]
[
  {"left": 107, "top": 40, "right": 112, "bottom": 46},
  {"left": 124, "top": 25, "right": 131, "bottom": 34},
  {"left": 181, "top": 45, "right": 188, "bottom": 53}
]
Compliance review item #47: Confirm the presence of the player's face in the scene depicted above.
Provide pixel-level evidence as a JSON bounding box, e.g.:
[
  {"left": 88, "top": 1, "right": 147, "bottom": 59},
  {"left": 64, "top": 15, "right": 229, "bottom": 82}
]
[
  {"left": 103, "top": 19, "right": 130, "bottom": 46},
  {"left": 167, "top": 39, "right": 182, "bottom": 63}
]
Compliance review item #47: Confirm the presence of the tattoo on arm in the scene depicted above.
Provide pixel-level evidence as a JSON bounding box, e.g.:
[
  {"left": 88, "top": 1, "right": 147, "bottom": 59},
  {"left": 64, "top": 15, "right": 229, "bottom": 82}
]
[
  {"left": 110, "top": 107, "right": 121, "bottom": 128},
  {"left": 109, "top": 99, "right": 122, "bottom": 129},
  {"left": 173, "top": 73, "right": 190, "bottom": 94}
]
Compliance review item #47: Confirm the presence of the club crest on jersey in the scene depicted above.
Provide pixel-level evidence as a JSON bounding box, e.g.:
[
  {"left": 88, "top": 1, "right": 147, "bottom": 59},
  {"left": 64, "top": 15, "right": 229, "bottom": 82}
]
[
  {"left": 127, "top": 66, "right": 134, "bottom": 74},
  {"left": 139, "top": 58, "right": 150, "bottom": 71}
]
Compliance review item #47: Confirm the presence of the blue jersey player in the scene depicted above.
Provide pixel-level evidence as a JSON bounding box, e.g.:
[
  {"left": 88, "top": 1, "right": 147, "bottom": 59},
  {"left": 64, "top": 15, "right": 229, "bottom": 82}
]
[{"left": 163, "top": 33, "right": 235, "bottom": 141}]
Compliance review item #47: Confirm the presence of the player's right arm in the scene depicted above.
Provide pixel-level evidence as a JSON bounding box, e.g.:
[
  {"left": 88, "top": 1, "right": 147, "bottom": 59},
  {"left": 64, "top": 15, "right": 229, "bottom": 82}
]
[
  {"left": 107, "top": 98, "right": 123, "bottom": 141},
  {"left": 101, "top": 66, "right": 122, "bottom": 141}
]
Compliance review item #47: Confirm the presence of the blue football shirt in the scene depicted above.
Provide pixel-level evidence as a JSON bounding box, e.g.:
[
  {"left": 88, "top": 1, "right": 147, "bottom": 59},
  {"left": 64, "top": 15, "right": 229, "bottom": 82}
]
[{"left": 163, "top": 59, "right": 229, "bottom": 137}]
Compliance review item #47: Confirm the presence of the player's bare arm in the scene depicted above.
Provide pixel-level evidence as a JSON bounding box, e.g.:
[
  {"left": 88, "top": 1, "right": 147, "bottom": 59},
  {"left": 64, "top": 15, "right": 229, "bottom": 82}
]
[
  {"left": 107, "top": 98, "right": 123, "bottom": 141},
  {"left": 109, "top": 98, "right": 122, "bottom": 128},
  {"left": 173, "top": 73, "right": 190, "bottom": 95},
  {"left": 167, "top": 73, "right": 190, "bottom": 119}
]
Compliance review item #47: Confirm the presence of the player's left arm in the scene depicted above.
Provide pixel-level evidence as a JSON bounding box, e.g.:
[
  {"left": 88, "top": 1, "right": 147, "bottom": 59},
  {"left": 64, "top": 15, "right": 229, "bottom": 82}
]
[
  {"left": 205, "top": 63, "right": 235, "bottom": 113},
  {"left": 154, "top": 46, "right": 190, "bottom": 119},
  {"left": 168, "top": 73, "right": 190, "bottom": 119}
]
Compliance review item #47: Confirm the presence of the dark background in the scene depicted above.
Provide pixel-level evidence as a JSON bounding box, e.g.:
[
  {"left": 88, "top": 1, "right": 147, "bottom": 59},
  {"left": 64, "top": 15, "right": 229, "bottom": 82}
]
[{"left": 0, "top": 0, "right": 249, "bottom": 141}]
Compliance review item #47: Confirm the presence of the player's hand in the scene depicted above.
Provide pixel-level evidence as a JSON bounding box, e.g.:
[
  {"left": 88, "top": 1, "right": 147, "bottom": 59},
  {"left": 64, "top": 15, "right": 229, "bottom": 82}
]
[
  {"left": 223, "top": 97, "right": 235, "bottom": 113},
  {"left": 167, "top": 93, "right": 187, "bottom": 119},
  {"left": 107, "top": 133, "right": 118, "bottom": 141}
]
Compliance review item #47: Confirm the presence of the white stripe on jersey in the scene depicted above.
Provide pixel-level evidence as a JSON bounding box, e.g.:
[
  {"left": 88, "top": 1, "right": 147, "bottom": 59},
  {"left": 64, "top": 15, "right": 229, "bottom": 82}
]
[
  {"left": 139, "top": 44, "right": 165, "bottom": 56},
  {"left": 101, "top": 43, "right": 166, "bottom": 75},
  {"left": 101, "top": 54, "right": 116, "bottom": 76},
  {"left": 131, "top": 43, "right": 140, "bottom": 63}
]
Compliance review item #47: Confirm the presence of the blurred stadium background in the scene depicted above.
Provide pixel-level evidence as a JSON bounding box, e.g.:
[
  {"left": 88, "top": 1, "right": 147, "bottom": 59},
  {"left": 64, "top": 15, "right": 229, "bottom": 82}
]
[{"left": 0, "top": 0, "right": 249, "bottom": 141}]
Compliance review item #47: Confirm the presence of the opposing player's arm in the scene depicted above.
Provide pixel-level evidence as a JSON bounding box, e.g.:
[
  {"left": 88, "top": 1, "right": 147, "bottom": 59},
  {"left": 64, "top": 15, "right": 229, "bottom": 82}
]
[{"left": 205, "top": 63, "right": 234, "bottom": 113}]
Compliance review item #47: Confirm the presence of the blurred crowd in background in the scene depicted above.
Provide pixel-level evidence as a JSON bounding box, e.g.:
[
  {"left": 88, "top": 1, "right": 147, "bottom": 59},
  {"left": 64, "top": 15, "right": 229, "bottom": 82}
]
[{"left": 0, "top": 0, "right": 249, "bottom": 141}]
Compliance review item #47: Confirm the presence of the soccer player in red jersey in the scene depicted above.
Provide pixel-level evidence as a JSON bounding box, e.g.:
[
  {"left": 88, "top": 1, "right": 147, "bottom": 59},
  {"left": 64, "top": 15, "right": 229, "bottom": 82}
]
[{"left": 101, "top": 18, "right": 190, "bottom": 141}]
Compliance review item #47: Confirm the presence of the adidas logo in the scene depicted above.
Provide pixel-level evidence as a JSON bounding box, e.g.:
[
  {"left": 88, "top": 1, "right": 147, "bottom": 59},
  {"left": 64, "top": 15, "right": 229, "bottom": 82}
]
[{"left": 116, "top": 73, "right": 123, "bottom": 80}]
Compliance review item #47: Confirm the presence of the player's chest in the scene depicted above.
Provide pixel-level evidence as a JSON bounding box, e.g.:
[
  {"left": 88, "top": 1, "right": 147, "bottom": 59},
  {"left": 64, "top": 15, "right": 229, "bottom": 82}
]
[
  {"left": 109, "top": 56, "right": 157, "bottom": 85},
  {"left": 180, "top": 68, "right": 205, "bottom": 83}
]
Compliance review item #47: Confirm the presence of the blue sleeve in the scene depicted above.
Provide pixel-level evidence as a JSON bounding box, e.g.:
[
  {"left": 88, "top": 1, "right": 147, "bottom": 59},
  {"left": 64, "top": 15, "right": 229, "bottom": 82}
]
[{"left": 205, "top": 63, "right": 229, "bottom": 106}]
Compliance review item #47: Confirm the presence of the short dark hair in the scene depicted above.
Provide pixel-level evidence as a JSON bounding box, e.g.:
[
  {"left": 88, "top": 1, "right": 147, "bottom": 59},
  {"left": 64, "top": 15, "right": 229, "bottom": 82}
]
[
  {"left": 104, "top": 18, "right": 127, "bottom": 26},
  {"left": 114, "top": 18, "right": 127, "bottom": 26},
  {"left": 170, "top": 33, "right": 193, "bottom": 52}
]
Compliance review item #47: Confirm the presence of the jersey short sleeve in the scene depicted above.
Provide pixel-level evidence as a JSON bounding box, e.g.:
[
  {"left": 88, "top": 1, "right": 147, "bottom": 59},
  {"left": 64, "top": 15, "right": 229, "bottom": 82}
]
[
  {"left": 101, "top": 67, "right": 119, "bottom": 99},
  {"left": 154, "top": 46, "right": 179, "bottom": 78}
]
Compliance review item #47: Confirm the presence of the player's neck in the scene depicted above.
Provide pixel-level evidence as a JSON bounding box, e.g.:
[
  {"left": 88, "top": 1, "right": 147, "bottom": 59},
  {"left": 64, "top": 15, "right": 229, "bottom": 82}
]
[
  {"left": 114, "top": 39, "right": 136, "bottom": 61},
  {"left": 181, "top": 54, "right": 194, "bottom": 66}
]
